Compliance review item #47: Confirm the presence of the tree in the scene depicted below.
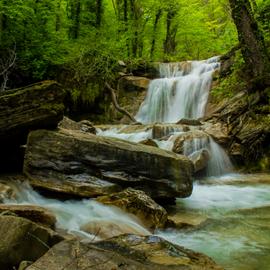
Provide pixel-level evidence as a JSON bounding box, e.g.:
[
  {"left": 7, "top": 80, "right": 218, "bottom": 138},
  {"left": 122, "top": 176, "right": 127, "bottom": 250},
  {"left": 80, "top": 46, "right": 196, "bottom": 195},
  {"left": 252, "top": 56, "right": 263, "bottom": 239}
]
[{"left": 229, "top": 0, "right": 270, "bottom": 79}]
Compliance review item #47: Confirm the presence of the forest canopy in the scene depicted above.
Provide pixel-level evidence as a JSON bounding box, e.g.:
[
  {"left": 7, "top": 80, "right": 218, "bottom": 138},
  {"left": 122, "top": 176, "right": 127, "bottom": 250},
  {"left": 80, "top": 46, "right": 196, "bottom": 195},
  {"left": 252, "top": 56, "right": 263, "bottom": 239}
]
[{"left": 0, "top": 0, "right": 269, "bottom": 92}]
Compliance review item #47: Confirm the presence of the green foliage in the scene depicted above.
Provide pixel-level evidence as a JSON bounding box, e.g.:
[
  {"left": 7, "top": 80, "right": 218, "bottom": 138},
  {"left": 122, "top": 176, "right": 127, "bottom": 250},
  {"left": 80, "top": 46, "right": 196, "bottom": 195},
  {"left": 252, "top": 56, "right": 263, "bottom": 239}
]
[
  {"left": 211, "top": 51, "right": 246, "bottom": 101},
  {"left": 0, "top": 0, "right": 240, "bottom": 104}
]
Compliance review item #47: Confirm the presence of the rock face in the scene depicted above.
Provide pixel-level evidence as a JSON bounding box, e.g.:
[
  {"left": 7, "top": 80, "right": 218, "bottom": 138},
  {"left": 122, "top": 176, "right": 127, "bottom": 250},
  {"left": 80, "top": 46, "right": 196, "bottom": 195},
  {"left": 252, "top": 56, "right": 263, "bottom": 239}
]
[
  {"left": 0, "top": 81, "right": 65, "bottom": 171},
  {"left": 0, "top": 205, "right": 56, "bottom": 229},
  {"left": 24, "top": 129, "right": 193, "bottom": 202},
  {"left": 96, "top": 188, "right": 168, "bottom": 230},
  {"left": 0, "top": 215, "right": 63, "bottom": 270},
  {"left": 26, "top": 235, "right": 224, "bottom": 270}
]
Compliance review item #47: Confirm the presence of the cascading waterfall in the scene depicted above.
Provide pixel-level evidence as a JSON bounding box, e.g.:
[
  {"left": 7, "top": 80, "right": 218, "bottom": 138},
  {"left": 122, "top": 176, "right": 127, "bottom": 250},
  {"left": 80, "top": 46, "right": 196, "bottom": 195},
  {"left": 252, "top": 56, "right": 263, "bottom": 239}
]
[{"left": 135, "top": 57, "right": 220, "bottom": 124}]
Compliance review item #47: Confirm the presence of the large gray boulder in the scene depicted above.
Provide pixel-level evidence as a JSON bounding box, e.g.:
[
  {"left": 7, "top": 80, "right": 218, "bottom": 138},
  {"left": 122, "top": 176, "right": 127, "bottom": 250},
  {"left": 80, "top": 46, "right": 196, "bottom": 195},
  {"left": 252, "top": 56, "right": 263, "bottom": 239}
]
[
  {"left": 24, "top": 129, "right": 193, "bottom": 202},
  {"left": 26, "top": 235, "right": 224, "bottom": 270}
]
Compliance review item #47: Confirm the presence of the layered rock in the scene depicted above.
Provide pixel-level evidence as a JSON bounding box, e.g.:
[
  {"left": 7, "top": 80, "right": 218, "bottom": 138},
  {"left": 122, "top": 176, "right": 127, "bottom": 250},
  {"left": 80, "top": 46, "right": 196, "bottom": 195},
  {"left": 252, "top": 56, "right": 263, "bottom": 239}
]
[
  {"left": 0, "top": 81, "right": 65, "bottom": 171},
  {"left": 26, "top": 235, "right": 224, "bottom": 270},
  {"left": 96, "top": 188, "right": 168, "bottom": 230},
  {"left": 24, "top": 129, "right": 193, "bottom": 202},
  {"left": 0, "top": 215, "right": 63, "bottom": 270},
  {"left": 0, "top": 205, "right": 56, "bottom": 228},
  {"left": 58, "top": 116, "right": 96, "bottom": 134}
]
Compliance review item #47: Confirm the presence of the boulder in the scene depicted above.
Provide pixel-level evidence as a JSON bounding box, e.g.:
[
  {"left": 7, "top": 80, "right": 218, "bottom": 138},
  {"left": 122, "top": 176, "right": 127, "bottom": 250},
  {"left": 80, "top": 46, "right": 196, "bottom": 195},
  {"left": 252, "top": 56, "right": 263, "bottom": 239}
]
[
  {"left": 0, "top": 81, "right": 65, "bottom": 171},
  {"left": 118, "top": 76, "right": 150, "bottom": 92},
  {"left": 152, "top": 124, "right": 189, "bottom": 139},
  {"left": 26, "top": 235, "right": 224, "bottom": 270},
  {"left": 24, "top": 129, "right": 193, "bottom": 202},
  {"left": 176, "top": 118, "right": 202, "bottom": 126},
  {"left": 188, "top": 149, "right": 211, "bottom": 173},
  {"left": 172, "top": 130, "right": 209, "bottom": 155},
  {"left": 0, "top": 205, "right": 56, "bottom": 229},
  {"left": 0, "top": 215, "right": 63, "bottom": 270},
  {"left": 202, "top": 122, "right": 230, "bottom": 146},
  {"left": 139, "top": 139, "right": 158, "bottom": 148},
  {"left": 96, "top": 188, "right": 168, "bottom": 230},
  {"left": 58, "top": 116, "right": 96, "bottom": 134},
  {"left": 81, "top": 220, "right": 149, "bottom": 239}
]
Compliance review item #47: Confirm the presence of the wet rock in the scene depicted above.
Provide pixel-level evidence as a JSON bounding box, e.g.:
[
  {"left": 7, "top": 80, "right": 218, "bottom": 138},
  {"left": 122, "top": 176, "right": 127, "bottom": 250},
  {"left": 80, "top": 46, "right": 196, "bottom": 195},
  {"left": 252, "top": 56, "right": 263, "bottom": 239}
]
[
  {"left": 167, "top": 212, "right": 208, "bottom": 229},
  {"left": 176, "top": 118, "right": 202, "bottom": 126},
  {"left": 188, "top": 149, "right": 211, "bottom": 173},
  {"left": 152, "top": 124, "right": 189, "bottom": 139},
  {"left": 58, "top": 116, "right": 96, "bottom": 134},
  {"left": 202, "top": 122, "right": 230, "bottom": 146},
  {"left": 24, "top": 129, "right": 193, "bottom": 202},
  {"left": 0, "top": 205, "right": 56, "bottom": 229},
  {"left": 139, "top": 139, "right": 158, "bottom": 148},
  {"left": 0, "top": 81, "right": 65, "bottom": 172},
  {"left": 81, "top": 220, "right": 149, "bottom": 239},
  {"left": 26, "top": 235, "right": 224, "bottom": 270},
  {"left": 0, "top": 183, "right": 15, "bottom": 202},
  {"left": 0, "top": 215, "right": 63, "bottom": 270},
  {"left": 96, "top": 188, "right": 168, "bottom": 230},
  {"left": 118, "top": 76, "right": 150, "bottom": 92},
  {"left": 172, "top": 130, "right": 209, "bottom": 155}
]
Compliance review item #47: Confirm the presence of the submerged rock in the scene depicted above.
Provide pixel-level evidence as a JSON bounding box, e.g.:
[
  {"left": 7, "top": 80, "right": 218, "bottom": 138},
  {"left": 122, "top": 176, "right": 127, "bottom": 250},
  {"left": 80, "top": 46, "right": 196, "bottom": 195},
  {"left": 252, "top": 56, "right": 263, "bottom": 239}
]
[
  {"left": 96, "top": 188, "right": 168, "bottom": 230},
  {"left": 24, "top": 129, "right": 193, "bottom": 202},
  {"left": 26, "top": 235, "right": 224, "bottom": 270},
  {"left": 0, "top": 215, "right": 63, "bottom": 270},
  {"left": 81, "top": 220, "right": 150, "bottom": 239},
  {"left": 0, "top": 205, "right": 56, "bottom": 229}
]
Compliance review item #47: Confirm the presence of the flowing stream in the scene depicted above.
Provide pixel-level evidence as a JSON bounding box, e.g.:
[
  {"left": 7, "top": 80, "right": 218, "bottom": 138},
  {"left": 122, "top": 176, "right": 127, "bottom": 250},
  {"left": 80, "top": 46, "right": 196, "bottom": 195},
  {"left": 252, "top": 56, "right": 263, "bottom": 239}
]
[{"left": 3, "top": 57, "right": 270, "bottom": 270}]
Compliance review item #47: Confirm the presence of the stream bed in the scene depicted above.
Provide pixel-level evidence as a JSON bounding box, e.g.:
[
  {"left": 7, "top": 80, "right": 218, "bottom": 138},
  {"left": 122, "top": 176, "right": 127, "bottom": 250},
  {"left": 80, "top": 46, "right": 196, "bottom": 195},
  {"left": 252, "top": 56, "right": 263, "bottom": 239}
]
[
  {"left": 4, "top": 173, "right": 270, "bottom": 270},
  {"left": 158, "top": 173, "right": 270, "bottom": 270}
]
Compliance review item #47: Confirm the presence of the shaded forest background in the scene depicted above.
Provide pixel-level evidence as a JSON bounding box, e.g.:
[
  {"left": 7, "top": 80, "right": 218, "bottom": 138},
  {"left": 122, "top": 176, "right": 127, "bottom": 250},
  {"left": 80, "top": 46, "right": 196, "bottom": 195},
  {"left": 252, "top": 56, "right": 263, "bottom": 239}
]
[{"left": 0, "top": 0, "right": 269, "bottom": 110}]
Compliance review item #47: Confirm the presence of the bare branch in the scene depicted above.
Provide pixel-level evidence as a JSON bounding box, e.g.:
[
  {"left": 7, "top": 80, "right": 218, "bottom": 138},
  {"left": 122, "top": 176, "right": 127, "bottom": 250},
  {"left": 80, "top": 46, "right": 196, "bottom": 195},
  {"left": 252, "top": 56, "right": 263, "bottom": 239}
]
[{"left": 105, "top": 82, "right": 137, "bottom": 123}]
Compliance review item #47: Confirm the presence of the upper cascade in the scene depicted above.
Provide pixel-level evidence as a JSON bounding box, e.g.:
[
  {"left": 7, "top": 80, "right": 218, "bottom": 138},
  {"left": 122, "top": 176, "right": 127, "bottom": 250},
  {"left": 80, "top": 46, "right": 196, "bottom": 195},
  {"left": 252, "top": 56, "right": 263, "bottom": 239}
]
[{"left": 135, "top": 56, "right": 220, "bottom": 124}]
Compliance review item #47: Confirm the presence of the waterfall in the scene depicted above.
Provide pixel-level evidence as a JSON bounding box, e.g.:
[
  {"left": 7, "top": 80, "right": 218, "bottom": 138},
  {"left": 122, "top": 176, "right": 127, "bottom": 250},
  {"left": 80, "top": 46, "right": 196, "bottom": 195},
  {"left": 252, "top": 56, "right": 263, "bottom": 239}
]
[
  {"left": 135, "top": 57, "right": 220, "bottom": 124},
  {"left": 183, "top": 135, "right": 233, "bottom": 176}
]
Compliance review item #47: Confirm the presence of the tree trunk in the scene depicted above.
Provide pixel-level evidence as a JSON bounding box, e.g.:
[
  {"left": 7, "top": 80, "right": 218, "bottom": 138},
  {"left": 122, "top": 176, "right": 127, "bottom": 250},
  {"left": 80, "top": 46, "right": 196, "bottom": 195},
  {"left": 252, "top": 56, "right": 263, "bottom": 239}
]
[
  {"left": 164, "top": 10, "right": 178, "bottom": 55},
  {"left": 229, "top": 0, "right": 269, "bottom": 78},
  {"left": 96, "top": 0, "right": 102, "bottom": 28},
  {"left": 55, "top": 0, "right": 61, "bottom": 32},
  {"left": 150, "top": 9, "right": 162, "bottom": 59},
  {"left": 69, "top": 0, "right": 81, "bottom": 39}
]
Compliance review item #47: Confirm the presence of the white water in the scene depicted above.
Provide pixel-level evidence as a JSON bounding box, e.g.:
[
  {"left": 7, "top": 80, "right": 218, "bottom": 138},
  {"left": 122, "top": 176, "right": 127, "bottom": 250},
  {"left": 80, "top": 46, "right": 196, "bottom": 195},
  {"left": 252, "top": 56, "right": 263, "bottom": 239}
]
[
  {"left": 136, "top": 57, "right": 220, "bottom": 124},
  {"left": 4, "top": 182, "right": 150, "bottom": 240}
]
